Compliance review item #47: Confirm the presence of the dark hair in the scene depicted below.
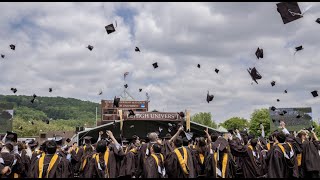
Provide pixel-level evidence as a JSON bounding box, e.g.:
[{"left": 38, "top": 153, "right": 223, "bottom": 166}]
[
  {"left": 40, "top": 141, "right": 48, "bottom": 153},
  {"left": 276, "top": 132, "right": 286, "bottom": 143},
  {"left": 250, "top": 138, "right": 258, "bottom": 147},
  {"left": 46, "top": 140, "right": 57, "bottom": 155},
  {"left": 198, "top": 137, "right": 206, "bottom": 147},
  {"left": 5, "top": 143, "right": 14, "bottom": 152},
  {"left": 210, "top": 132, "right": 219, "bottom": 142},
  {"left": 96, "top": 140, "right": 107, "bottom": 153},
  {"left": 174, "top": 136, "right": 183, "bottom": 148},
  {"left": 182, "top": 137, "right": 189, "bottom": 146},
  {"left": 268, "top": 135, "right": 273, "bottom": 142},
  {"left": 152, "top": 143, "right": 162, "bottom": 154},
  {"left": 17, "top": 142, "right": 24, "bottom": 152}
]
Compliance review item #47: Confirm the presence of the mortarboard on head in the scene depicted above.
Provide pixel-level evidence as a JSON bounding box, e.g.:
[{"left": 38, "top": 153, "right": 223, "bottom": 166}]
[
  {"left": 197, "top": 64, "right": 200, "bottom": 68},
  {"left": 284, "top": 89, "right": 288, "bottom": 93},
  {"left": 113, "top": 96, "right": 120, "bottom": 107},
  {"left": 311, "top": 90, "right": 318, "bottom": 97},
  {"left": 152, "top": 62, "right": 158, "bottom": 69},
  {"left": 228, "top": 129, "right": 234, "bottom": 134},
  {"left": 49, "top": 88, "right": 52, "bottom": 92},
  {"left": 9, "top": 44, "right": 15, "bottom": 50},
  {"left": 139, "top": 88, "right": 142, "bottom": 92},
  {"left": 247, "top": 67, "right": 262, "bottom": 84},
  {"left": 28, "top": 139, "right": 38, "bottom": 148},
  {"left": 316, "top": 18, "right": 320, "bottom": 24},
  {"left": 255, "top": 47, "right": 263, "bottom": 59},
  {"left": 276, "top": 2, "right": 303, "bottom": 24},
  {"left": 11, "top": 88, "right": 17, "bottom": 94},
  {"left": 66, "top": 138, "right": 71, "bottom": 143},
  {"left": 271, "top": 81, "right": 276, "bottom": 87},
  {"left": 207, "top": 91, "right": 214, "bottom": 103},
  {"left": 135, "top": 47, "right": 140, "bottom": 52},
  {"left": 87, "top": 45, "right": 93, "bottom": 51},
  {"left": 124, "top": 84, "right": 128, "bottom": 88},
  {"left": 277, "top": 99, "right": 280, "bottom": 102},
  {"left": 105, "top": 24, "right": 116, "bottom": 34},
  {"left": 178, "top": 111, "right": 185, "bottom": 118},
  {"left": 212, "top": 137, "right": 229, "bottom": 151},
  {"left": 128, "top": 110, "right": 135, "bottom": 117},
  {"left": 215, "top": 68, "right": 219, "bottom": 74},
  {"left": 271, "top": 106, "right": 276, "bottom": 111},
  {"left": 1, "top": 54, "right": 4, "bottom": 58}
]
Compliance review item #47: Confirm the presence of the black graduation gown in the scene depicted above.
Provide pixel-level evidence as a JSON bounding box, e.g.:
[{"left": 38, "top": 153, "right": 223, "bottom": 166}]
[
  {"left": 301, "top": 140, "right": 320, "bottom": 178},
  {"left": 78, "top": 152, "right": 94, "bottom": 178},
  {"left": 32, "top": 153, "right": 66, "bottom": 178},
  {"left": 70, "top": 148, "right": 82, "bottom": 175},
  {"left": 191, "top": 148, "right": 207, "bottom": 178},
  {"left": 136, "top": 142, "right": 156, "bottom": 178},
  {"left": 145, "top": 153, "right": 166, "bottom": 178},
  {"left": 17, "top": 149, "right": 30, "bottom": 178},
  {"left": 0, "top": 152, "right": 23, "bottom": 178},
  {"left": 164, "top": 147, "right": 196, "bottom": 178},
  {"left": 119, "top": 148, "right": 138, "bottom": 178},
  {"left": 267, "top": 143, "right": 298, "bottom": 178}
]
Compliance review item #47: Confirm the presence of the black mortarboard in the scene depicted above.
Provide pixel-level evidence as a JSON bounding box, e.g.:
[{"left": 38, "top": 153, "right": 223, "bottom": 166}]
[
  {"left": 207, "top": 91, "right": 214, "bottom": 103},
  {"left": 113, "top": 96, "right": 120, "bottom": 107},
  {"left": 87, "top": 45, "right": 93, "bottom": 51},
  {"left": 247, "top": 67, "right": 262, "bottom": 84},
  {"left": 277, "top": 2, "right": 303, "bottom": 24},
  {"left": 6, "top": 131, "right": 17, "bottom": 142},
  {"left": 212, "top": 137, "right": 229, "bottom": 151},
  {"left": 45, "top": 119, "right": 49, "bottom": 124},
  {"left": 316, "top": 18, "right": 320, "bottom": 24},
  {"left": 272, "top": 119, "right": 276, "bottom": 123},
  {"left": 135, "top": 47, "right": 140, "bottom": 52},
  {"left": 105, "top": 24, "right": 116, "bottom": 34},
  {"left": 277, "top": 99, "right": 280, "bottom": 102},
  {"left": 66, "top": 138, "right": 71, "bottom": 143},
  {"left": 296, "top": 114, "right": 301, "bottom": 118},
  {"left": 255, "top": 47, "right": 263, "bottom": 59},
  {"left": 215, "top": 68, "right": 219, "bottom": 74},
  {"left": 128, "top": 110, "right": 135, "bottom": 117},
  {"left": 271, "top": 81, "right": 276, "bottom": 87},
  {"left": 279, "top": 112, "right": 284, "bottom": 116},
  {"left": 124, "top": 84, "right": 128, "bottom": 88},
  {"left": 283, "top": 110, "right": 287, "bottom": 114},
  {"left": 178, "top": 112, "right": 185, "bottom": 118},
  {"left": 152, "top": 62, "right": 158, "bottom": 69},
  {"left": 1, "top": 54, "right": 4, "bottom": 58},
  {"left": 295, "top": 45, "right": 303, "bottom": 52},
  {"left": 55, "top": 136, "right": 63, "bottom": 145},
  {"left": 11, "top": 88, "right": 17, "bottom": 94},
  {"left": 33, "top": 94, "right": 37, "bottom": 98},
  {"left": 139, "top": 88, "right": 142, "bottom": 92},
  {"left": 31, "top": 121, "right": 34, "bottom": 125},
  {"left": 311, "top": 90, "right": 318, "bottom": 97},
  {"left": 31, "top": 98, "right": 35, "bottom": 103},
  {"left": 49, "top": 88, "right": 52, "bottom": 92},
  {"left": 271, "top": 106, "right": 276, "bottom": 111},
  {"left": 9, "top": 44, "right": 15, "bottom": 50},
  {"left": 164, "top": 133, "right": 172, "bottom": 139},
  {"left": 99, "top": 90, "right": 103, "bottom": 95},
  {"left": 284, "top": 89, "right": 288, "bottom": 93},
  {"left": 197, "top": 64, "right": 200, "bottom": 68}
]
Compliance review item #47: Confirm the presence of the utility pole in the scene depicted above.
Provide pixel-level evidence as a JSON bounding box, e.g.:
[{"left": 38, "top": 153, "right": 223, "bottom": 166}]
[{"left": 96, "top": 107, "right": 98, "bottom": 127}]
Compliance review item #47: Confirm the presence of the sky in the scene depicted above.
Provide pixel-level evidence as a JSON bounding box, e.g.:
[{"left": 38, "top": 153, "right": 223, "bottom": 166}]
[{"left": 0, "top": 2, "right": 320, "bottom": 123}]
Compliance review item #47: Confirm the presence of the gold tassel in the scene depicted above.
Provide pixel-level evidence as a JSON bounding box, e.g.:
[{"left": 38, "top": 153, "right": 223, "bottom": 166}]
[
  {"left": 186, "top": 110, "right": 191, "bottom": 131},
  {"left": 119, "top": 110, "right": 123, "bottom": 131}
]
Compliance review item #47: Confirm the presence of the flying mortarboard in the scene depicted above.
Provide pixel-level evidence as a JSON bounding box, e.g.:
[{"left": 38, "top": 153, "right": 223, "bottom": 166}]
[
  {"left": 197, "top": 64, "right": 200, "bottom": 68},
  {"left": 283, "top": 110, "right": 287, "bottom": 114},
  {"left": 135, "top": 47, "right": 140, "bottom": 52},
  {"left": 45, "top": 119, "right": 49, "bottom": 124},
  {"left": 272, "top": 119, "right": 276, "bottom": 123},
  {"left": 66, "top": 138, "right": 71, "bottom": 143},
  {"left": 207, "top": 91, "right": 214, "bottom": 103},
  {"left": 33, "top": 94, "right": 37, "bottom": 98},
  {"left": 284, "top": 89, "right": 288, "bottom": 93},
  {"left": 99, "top": 90, "right": 103, "bottom": 95},
  {"left": 128, "top": 110, "right": 135, "bottom": 117},
  {"left": 296, "top": 114, "right": 302, "bottom": 118},
  {"left": 124, "top": 84, "right": 128, "bottom": 88},
  {"left": 11, "top": 88, "right": 17, "bottom": 94},
  {"left": 9, "top": 44, "right": 15, "bottom": 50},
  {"left": 49, "top": 88, "right": 52, "bottom": 92},
  {"left": 277, "top": 2, "right": 303, "bottom": 24},
  {"left": 139, "top": 88, "right": 142, "bottom": 92},
  {"left": 1, "top": 54, "right": 4, "bottom": 58},
  {"left": 113, "top": 96, "right": 120, "bottom": 107},
  {"left": 105, "top": 24, "right": 116, "bottom": 34},
  {"left": 271, "top": 106, "right": 276, "bottom": 111},
  {"left": 271, "top": 81, "right": 276, "bottom": 87},
  {"left": 248, "top": 67, "right": 262, "bottom": 84},
  {"left": 295, "top": 45, "right": 303, "bottom": 54},
  {"left": 152, "top": 62, "right": 158, "bottom": 69},
  {"left": 255, "top": 47, "right": 263, "bottom": 59},
  {"left": 87, "top": 45, "right": 93, "bottom": 51},
  {"left": 277, "top": 99, "right": 280, "bottom": 102},
  {"left": 178, "top": 111, "right": 185, "bottom": 118},
  {"left": 215, "top": 68, "right": 219, "bottom": 74},
  {"left": 311, "top": 90, "right": 318, "bottom": 97},
  {"left": 316, "top": 18, "right": 320, "bottom": 24}
]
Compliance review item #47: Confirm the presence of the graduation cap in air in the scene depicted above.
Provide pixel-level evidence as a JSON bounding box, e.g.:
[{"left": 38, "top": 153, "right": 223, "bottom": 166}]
[
  {"left": 294, "top": 45, "right": 303, "bottom": 55},
  {"left": 296, "top": 114, "right": 302, "bottom": 118},
  {"left": 316, "top": 18, "right": 320, "bottom": 24},
  {"left": 98, "top": 90, "right": 103, "bottom": 95},
  {"left": 247, "top": 67, "right": 262, "bottom": 84},
  {"left": 215, "top": 68, "right": 219, "bottom": 74},
  {"left": 207, "top": 91, "right": 214, "bottom": 103},
  {"left": 255, "top": 47, "right": 263, "bottom": 59},
  {"left": 279, "top": 112, "right": 284, "bottom": 116},
  {"left": 124, "top": 84, "right": 128, "bottom": 88},
  {"left": 49, "top": 88, "right": 52, "bottom": 92},
  {"left": 33, "top": 94, "right": 37, "bottom": 98},
  {"left": 152, "top": 62, "right": 158, "bottom": 69},
  {"left": 128, "top": 110, "right": 135, "bottom": 117},
  {"left": 19, "top": 126, "right": 23, "bottom": 130},
  {"left": 272, "top": 119, "right": 276, "bottom": 123},
  {"left": 178, "top": 112, "right": 185, "bottom": 118},
  {"left": 271, "top": 81, "right": 276, "bottom": 87},
  {"left": 284, "top": 89, "right": 288, "bottom": 93},
  {"left": 139, "top": 88, "right": 142, "bottom": 92},
  {"left": 277, "top": 99, "right": 280, "bottom": 102},
  {"left": 184, "top": 131, "right": 193, "bottom": 141},
  {"left": 197, "top": 64, "right": 200, "bottom": 68},
  {"left": 87, "top": 45, "right": 93, "bottom": 51},
  {"left": 271, "top": 106, "right": 276, "bottom": 111},
  {"left": 311, "top": 90, "right": 318, "bottom": 97},
  {"left": 66, "top": 138, "right": 71, "bottom": 143},
  {"left": 135, "top": 47, "right": 140, "bottom": 52},
  {"left": 1, "top": 54, "right": 4, "bottom": 58},
  {"left": 31, "top": 98, "right": 35, "bottom": 103},
  {"left": 283, "top": 110, "right": 287, "bottom": 114},
  {"left": 113, "top": 96, "right": 120, "bottom": 107},
  {"left": 105, "top": 24, "right": 116, "bottom": 34},
  {"left": 277, "top": 2, "right": 303, "bottom": 24},
  {"left": 10, "top": 88, "right": 17, "bottom": 94},
  {"left": 9, "top": 44, "right": 15, "bottom": 50}
]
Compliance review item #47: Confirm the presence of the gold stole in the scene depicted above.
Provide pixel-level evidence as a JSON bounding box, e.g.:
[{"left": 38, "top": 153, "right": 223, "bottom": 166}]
[
  {"left": 76, "top": 147, "right": 79, "bottom": 154},
  {"left": 267, "top": 143, "right": 271, "bottom": 151},
  {"left": 296, "top": 154, "right": 302, "bottom": 166},
  {"left": 213, "top": 152, "right": 228, "bottom": 178},
  {"left": 277, "top": 143, "right": 293, "bottom": 158},
  {"left": 199, "top": 153, "right": 204, "bottom": 164},
  {"left": 174, "top": 147, "right": 189, "bottom": 175},
  {"left": 38, "top": 154, "right": 59, "bottom": 178},
  {"left": 130, "top": 148, "right": 137, "bottom": 153},
  {"left": 151, "top": 154, "right": 164, "bottom": 166},
  {"left": 94, "top": 148, "right": 110, "bottom": 178}
]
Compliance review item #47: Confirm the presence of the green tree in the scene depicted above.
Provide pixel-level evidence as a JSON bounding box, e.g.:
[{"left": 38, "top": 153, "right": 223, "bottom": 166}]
[
  {"left": 249, "top": 108, "right": 271, "bottom": 137},
  {"left": 220, "top": 117, "right": 249, "bottom": 130},
  {"left": 191, "top": 112, "right": 217, "bottom": 129}
]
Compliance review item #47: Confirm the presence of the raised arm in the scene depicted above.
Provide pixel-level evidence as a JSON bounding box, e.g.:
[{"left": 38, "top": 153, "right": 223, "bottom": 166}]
[
  {"left": 169, "top": 126, "right": 184, "bottom": 144},
  {"left": 204, "top": 127, "right": 212, "bottom": 144}
]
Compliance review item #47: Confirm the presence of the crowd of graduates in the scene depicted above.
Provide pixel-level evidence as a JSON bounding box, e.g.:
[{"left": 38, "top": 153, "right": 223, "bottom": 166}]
[{"left": 0, "top": 121, "right": 320, "bottom": 178}]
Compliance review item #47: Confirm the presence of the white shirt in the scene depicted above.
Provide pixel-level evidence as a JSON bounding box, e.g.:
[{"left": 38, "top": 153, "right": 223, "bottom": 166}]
[{"left": 282, "top": 128, "right": 290, "bottom": 135}]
